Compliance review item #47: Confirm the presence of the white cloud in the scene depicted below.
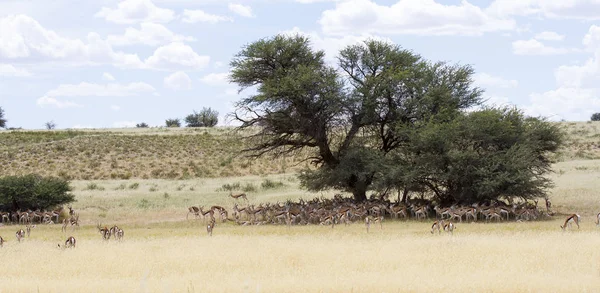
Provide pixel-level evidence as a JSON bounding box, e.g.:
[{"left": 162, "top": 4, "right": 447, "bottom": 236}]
[
  {"left": 512, "top": 39, "right": 573, "bottom": 55},
  {"left": 37, "top": 82, "right": 156, "bottom": 108},
  {"left": 522, "top": 88, "right": 600, "bottom": 121},
  {"left": 110, "top": 105, "right": 121, "bottom": 111},
  {"left": 487, "top": 0, "right": 600, "bottom": 20},
  {"left": 45, "top": 82, "right": 157, "bottom": 98},
  {"left": 583, "top": 25, "right": 600, "bottom": 50},
  {"left": 95, "top": 0, "right": 175, "bottom": 24},
  {"left": 281, "top": 27, "right": 393, "bottom": 63},
  {"left": 113, "top": 121, "right": 138, "bottom": 128},
  {"left": 474, "top": 73, "right": 518, "bottom": 88},
  {"left": 144, "top": 42, "right": 210, "bottom": 70},
  {"left": 0, "top": 63, "right": 31, "bottom": 77},
  {"left": 319, "top": 0, "right": 516, "bottom": 36},
  {"left": 0, "top": 14, "right": 144, "bottom": 68},
  {"left": 107, "top": 22, "right": 196, "bottom": 47},
  {"left": 102, "top": 72, "right": 116, "bottom": 81},
  {"left": 224, "top": 88, "right": 238, "bottom": 96},
  {"left": 534, "top": 31, "right": 565, "bottom": 41},
  {"left": 182, "top": 9, "right": 233, "bottom": 23},
  {"left": 228, "top": 3, "right": 255, "bottom": 18},
  {"left": 36, "top": 96, "right": 82, "bottom": 109},
  {"left": 199, "top": 72, "right": 230, "bottom": 86},
  {"left": 164, "top": 71, "right": 192, "bottom": 90}
]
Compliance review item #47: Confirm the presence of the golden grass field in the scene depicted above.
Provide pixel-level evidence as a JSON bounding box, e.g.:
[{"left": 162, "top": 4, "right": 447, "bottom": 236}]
[{"left": 2, "top": 123, "right": 600, "bottom": 292}]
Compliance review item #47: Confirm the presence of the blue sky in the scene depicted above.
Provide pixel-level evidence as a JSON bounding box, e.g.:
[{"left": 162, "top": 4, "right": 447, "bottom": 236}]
[{"left": 1, "top": 0, "right": 600, "bottom": 129}]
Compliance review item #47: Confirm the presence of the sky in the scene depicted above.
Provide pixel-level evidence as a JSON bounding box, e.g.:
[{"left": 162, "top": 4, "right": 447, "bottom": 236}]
[{"left": 1, "top": 0, "right": 600, "bottom": 129}]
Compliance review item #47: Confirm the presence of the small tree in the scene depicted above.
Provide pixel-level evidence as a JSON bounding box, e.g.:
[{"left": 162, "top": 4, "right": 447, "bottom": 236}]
[
  {"left": 45, "top": 121, "right": 56, "bottom": 130},
  {"left": 591, "top": 113, "right": 600, "bottom": 121},
  {"left": 165, "top": 118, "right": 181, "bottom": 127},
  {"left": 0, "top": 174, "right": 75, "bottom": 211},
  {"left": 185, "top": 107, "right": 219, "bottom": 127},
  {"left": 0, "top": 107, "right": 6, "bottom": 128},
  {"left": 136, "top": 122, "right": 149, "bottom": 128}
]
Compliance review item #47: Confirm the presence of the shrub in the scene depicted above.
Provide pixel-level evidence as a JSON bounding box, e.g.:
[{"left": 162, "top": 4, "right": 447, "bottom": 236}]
[
  {"left": 0, "top": 106, "right": 6, "bottom": 128},
  {"left": 136, "top": 122, "right": 149, "bottom": 128},
  {"left": 261, "top": 179, "right": 285, "bottom": 190},
  {"left": 185, "top": 107, "right": 219, "bottom": 127},
  {"left": 84, "top": 182, "right": 105, "bottom": 191},
  {"left": 591, "top": 113, "right": 600, "bottom": 121},
  {"left": 128, "top": 182, "right": 139, "bottom": 190},
  {"left": 0, "top": 174, "right": 75, "bottom": 211},
  {"left": 165, "top": 118, "right": 181, "bottom": 127}
]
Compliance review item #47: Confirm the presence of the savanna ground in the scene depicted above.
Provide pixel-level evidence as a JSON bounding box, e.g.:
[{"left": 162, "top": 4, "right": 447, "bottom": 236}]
[{"left": 2, "top": 123, "right": 600, "bottom": 292}]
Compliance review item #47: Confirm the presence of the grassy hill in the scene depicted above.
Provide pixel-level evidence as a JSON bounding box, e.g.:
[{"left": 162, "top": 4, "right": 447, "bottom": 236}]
[
  {"left": 1, "top": 121, "right": 599, "bottom": 180},
  {"left": 0, "top": 127, "right": 307, "bottom": 180}
]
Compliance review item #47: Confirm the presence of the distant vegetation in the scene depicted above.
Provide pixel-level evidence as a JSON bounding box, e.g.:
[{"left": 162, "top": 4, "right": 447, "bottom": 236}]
[
  {"left": 0, "top": 106, "right": 6, "bottom": 128},
  {"left": 185, "top": 107, "right": 218, "bottom": 127},
  {"left": 165, "top": 118, "right": 181, "bottom": 127},
  {"left": 0, "top": 174, "right": 74, "bottom": 211},
  {"left": 591, "top": 113, "right": 600, "bottom": 121}
]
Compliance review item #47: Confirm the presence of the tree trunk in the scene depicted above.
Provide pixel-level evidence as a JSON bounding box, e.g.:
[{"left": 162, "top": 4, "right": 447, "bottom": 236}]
[
  {"left": 349, "top": 174, "right": 368, "bottom": 202},
  {"left": 352, "top": 188, "right": 367, "bottom": 202},
  {"left": 401, "top": 187, "right": 409, "bottom": 203}
]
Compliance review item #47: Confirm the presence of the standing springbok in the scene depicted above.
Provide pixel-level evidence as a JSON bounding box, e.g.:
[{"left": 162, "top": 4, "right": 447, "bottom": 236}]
[
  {"left": 443, "top": 221, "right": 456, "bottom": 235},
  {"left": 431, "top": 220, "right": 445, "bottom": 234},
  {"left": 15, "top": 229, "right": 25, "bottom": 242},
  {"left": 207, "top": 215, "right": 216, "bottom": 236},
  {"left": 560, "top": 214, "right": 580, "bottom": 231},
  {"left": 229, "top": 192, "right": 248, "bottom": 202}
]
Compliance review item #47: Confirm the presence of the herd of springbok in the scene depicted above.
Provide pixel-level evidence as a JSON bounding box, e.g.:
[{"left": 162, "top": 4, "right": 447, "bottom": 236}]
[{"left": 0, "top": 194, "right": 595, "bottom": 247}]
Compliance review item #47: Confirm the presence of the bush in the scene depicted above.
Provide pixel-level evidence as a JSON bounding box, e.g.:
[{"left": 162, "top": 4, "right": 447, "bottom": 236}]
[
  {"left": 591, "top": 113, "right": 600, "bottom": 121},
  {"left": 261, "top": 179, "right": 285, "bottom": 190},
  {"left": 136, "top": 122, "right": 149, "bottom": 128},
  {"left": 185, "top": 107, "right": 219, "bottom": 127},
  {"left": 0, "top": 174, "right": 75, "bottom": 211},
  {"left": 45, "top": 121, "right": 56, "bottom": 130},
  {"left": 165, "top": 118, "right": 181, "bottom": 127},
  {"left": 0, "top": 106, "right": 6, "bottom": 128}
]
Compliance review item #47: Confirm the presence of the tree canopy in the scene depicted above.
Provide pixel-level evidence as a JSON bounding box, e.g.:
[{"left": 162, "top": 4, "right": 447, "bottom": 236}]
[
  {"left": 229, "top": 34, "right": 563, "bottom": 203},
  {"left": 591, "top": 113, "right": 600, "bottom": 121},
  {"left": 0, "top": 174, "right": 75, "bottom": 211},
  {"left": 185, "top": 108, "right": 219, "bottom": 127},
  {"left": 0, "top": 106, "right": 6, "bottom": 128}
]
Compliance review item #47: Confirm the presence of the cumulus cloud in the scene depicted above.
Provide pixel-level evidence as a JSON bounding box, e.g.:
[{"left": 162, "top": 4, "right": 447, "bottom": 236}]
[
  {"left": 95, "top": 0, "right": 175, "bottom": 24},
  {"left": 228, "top": 3, "right": 254, "bottom": 18},
  {"left": 474, "top": 73, "right": 518, "bottom": 88},
  {"left": 182, "top": 9, "right": 233, "bottom": 23},
  {"left": 144, "top": 42, "right": 210, "bottom": 70},
  {"left": 164, "top": 71, "right": 192, "bottom": 90},
  {"left": 512, "top": 39, "right": 574, "bottom": 55},
  {"left": 534, "top": 31, "right": 565, "bottom": 41},
  {"left": 36, "top": 81, "right": 158, "bottom": 108},
  {"left": 486, "top": 0, "right": 600, "bottom": 20},
  {"left": 0, "top": 63, "right": 31, "bottom": 77},
  {"left": 319, "top": 0, "right": 516, "bottom": 36},
  {"left": 0, "top": 14, "right": 144, "bottom": 68},
  {"left": 107, "top": 22, "right": 196, "bottom": 47},
  {"left": 102, "top": 72, "right": 116, "bottom": 81},
  {"left": 36, "top": 96, "right": 82, "bottom": 108},
  {"left": 199, "top": 72, "right": 230, "bottom": 86}
]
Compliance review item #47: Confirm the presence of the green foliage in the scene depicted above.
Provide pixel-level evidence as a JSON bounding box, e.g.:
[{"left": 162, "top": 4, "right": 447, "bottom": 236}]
[
  {"left": 128, "top": 182, "right": 139, "bottom": 190},
  {"left": 261, "top": 179, "right": 285, "bottom": 190},
  {"left": 185, "top": 108, "right": 219, "bottom": 127},
  {"left": 45, "top": 121, "right": 56, "bottom": 130},
  {"left": 0, "top": 106, "right": 6, "bottom": 128},
  {"left": 84, "top": 182, "right": 105, "bottom": 191},
  {"left": 0, "top": 174, "right": 75, "bottom": 211},
  {"left": 136, "top": 122, "right": 149, "bottom": 128},
  {"left": 165, "top": 118, "right": 181, "bottom": 127},
  {"left": 591, "top": 113, "right": 600, "bottom": 121},
  {"left": 230, "top": 34, "right": 483, "bottom": 201}
]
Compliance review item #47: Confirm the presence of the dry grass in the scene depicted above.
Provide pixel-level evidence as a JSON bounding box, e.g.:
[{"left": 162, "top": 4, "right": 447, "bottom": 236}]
[
  {"left": 2, "top": 124, "right": 600, "bottom": 292},
  {"left": 1, "top": 220, "right": 599, "bottom": 293}
]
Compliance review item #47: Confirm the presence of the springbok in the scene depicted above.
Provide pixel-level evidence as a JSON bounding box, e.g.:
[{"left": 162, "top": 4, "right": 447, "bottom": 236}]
[
  {"left": 229, "top": 192, "right": 248, "bottom": 202},
  {"left": 561, "top": 214, "right": 580, "bottom": 231},
  {"left": 15, "top": 229, "right": 25, "bottom": 242},
  {"left": 58, "top": 236, "right": 76, "bottom": 249}
]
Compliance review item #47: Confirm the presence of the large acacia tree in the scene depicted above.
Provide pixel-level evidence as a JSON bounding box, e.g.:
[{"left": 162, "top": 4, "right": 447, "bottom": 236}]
[{"left": 230, "top": 35, "right": 482, "bottom": 201}]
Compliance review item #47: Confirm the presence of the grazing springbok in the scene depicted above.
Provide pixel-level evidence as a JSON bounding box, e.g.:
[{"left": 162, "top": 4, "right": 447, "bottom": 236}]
[
  {"left": 187, "top": 206, "right": 200, "bottom": 220},
  {"left": 229, "top": 192, "right": 248, "bottom": 202},
  {"left": 560, "top": 214, "right": 580, "bottom": 231},
  {"left": 58, "top": 236, "right": 76, "bottom": 249}
]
